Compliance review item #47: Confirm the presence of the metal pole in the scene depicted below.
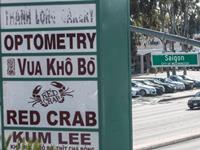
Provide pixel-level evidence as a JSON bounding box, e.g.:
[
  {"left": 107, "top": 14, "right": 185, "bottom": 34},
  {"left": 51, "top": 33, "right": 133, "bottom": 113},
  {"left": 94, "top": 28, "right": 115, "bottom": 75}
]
[{"left": 130, "top": 25, "right": 200, "bottom": 48}]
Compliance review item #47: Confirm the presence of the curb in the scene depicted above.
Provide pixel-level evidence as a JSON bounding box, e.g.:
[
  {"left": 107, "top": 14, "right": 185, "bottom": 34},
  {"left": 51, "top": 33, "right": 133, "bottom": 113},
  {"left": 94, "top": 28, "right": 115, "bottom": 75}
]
[
  {"left": 135, "top": 132, "right": 200, "bottom": 150},
  {"left": 158, "top": 94, "right": 194, "bottom": 102}
]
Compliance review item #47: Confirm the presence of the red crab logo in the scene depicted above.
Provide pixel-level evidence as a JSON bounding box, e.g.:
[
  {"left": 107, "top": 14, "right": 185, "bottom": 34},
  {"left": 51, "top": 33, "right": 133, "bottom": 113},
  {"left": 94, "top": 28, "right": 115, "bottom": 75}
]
[{"left": 29, "top": 81, "right": 74, "bottom": 107}]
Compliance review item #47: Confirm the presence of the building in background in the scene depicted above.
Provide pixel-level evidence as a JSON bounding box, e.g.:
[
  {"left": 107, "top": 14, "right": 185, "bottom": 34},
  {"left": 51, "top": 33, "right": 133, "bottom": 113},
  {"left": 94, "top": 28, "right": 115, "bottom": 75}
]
[{"left": 134, "top": 35, "right": 197, "bottom": 74}]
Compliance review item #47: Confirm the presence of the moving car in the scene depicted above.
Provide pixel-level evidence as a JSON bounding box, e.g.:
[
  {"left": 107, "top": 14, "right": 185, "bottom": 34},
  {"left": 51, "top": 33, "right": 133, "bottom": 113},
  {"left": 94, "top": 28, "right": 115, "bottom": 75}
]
[
  {"left": 131, "top": 80, "right": 157, "bottom": 96},
  {"left": 188, "top": 92, "right": 200, "bottom": 109},
  {"left": 169, "top": 75, "right": 194, "bottom": 90}
]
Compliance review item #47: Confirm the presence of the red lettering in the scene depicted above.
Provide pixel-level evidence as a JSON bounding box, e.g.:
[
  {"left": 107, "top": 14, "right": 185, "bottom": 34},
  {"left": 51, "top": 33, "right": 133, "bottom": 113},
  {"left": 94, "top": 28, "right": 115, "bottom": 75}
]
[
  {"left": 30, "top": 111, "right": 40, "bottom": 125},
  {"left": 47, "top": 58, "right": 56, "bottom": 75},
  {"left": 47, "top": 111, "right": 58, "bottom": 126},
  {"left": 78, "top": 58, "right": 86, "bottom": 75},
  {"left": 81, "top": 133, "right": 91, "bottom": 145},
  {"left": 34, "top": 34, "right": 43, "bottom": 50},
  {"left": 57, "top": 34, "right": 66, "bottom": 49},
  {"left": 4, "top": 35, "right": 14, "bottom": 50},
  {"left": 24, "top": 34, "right": 33, "bottom": 50},
  {"left": 44, "top": 34, "right": 56, "bottom": 49},
  {"left": 87, "top": 32, "right": 96, "bottom": 48},
  {"left": 7, "top": 110, "right": 17, "bottom": 124},
  {"left": 13, "top": 131, "right": 23, "bottom": 142},
  {"left": 58, "top": 132, "right": 91, "bottom": 145},
  {"left": 72, "top": 111, "right": 84, "bottom": 126},
  {"left": 66, "top": 33, "right": 75, "bottom": 49},
  {"left": 19, "top": 110, "right": 28, "bottom": 125},
  {"left": 14, "top": 35, "right": 23, "bottom": 50},
  {"left": 13, "top": 131, "right": 51, "bottom": 144},
  {"left": 60, "top": 111, "right": 71, "bottom": 126},
  {"left": 7, "top": 110, "right": 40, "bottom": 125},
  {"left": 77, "top": 33, "right": 86, "bottom": 49},
  {"left": 86, "top": 111, "right": 97, "bottom": 126},
  {"left": 69, "top": 133, "right": 79, "bottom": 144}
]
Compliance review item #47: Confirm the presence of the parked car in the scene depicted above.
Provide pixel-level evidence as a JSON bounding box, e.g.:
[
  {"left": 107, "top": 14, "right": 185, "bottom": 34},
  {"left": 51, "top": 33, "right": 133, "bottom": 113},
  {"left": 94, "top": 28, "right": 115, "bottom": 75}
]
[
  {"left": 169, "top": 75, "right": 194, "bottom": 90},
  {"left": 149, "top": 79, "right": 176, "bottom": 93},
  {"left": 180, "top": 75, "right": 200, "bottom": 88},
  {"left": 164, "top": 78, "right": 186, "bottom": 91},
  {"left": 154, "top": 77, "right": 167, "bottom": 83},
  {"left": 139, "top": 80, "right": 165, "bottom": 95},
  {"left": 131, "top": 80, "right": 157, "bottom": 96},
  {"left": 131, "top": 87, "right": 141, "bottom": 97},
  {"left": 187, "top": 92, "right": 200, "bottom": 109}
]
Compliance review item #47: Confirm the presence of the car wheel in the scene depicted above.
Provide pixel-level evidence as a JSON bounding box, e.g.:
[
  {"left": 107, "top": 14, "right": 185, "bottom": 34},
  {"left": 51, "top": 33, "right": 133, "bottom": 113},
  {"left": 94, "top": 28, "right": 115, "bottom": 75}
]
[
  {"left": 189, "top": 106, "right": 193, "bottom": 110},
  {"left": 140, "top": 89, "right": 146, "bottom": 96}
]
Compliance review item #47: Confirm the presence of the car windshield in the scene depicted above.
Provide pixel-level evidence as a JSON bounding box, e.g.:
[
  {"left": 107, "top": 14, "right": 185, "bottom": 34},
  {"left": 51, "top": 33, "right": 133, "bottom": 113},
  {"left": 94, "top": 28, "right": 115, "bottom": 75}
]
[
  {"left": 165, "top": 78, "right": 173, "bottom": 82},
  {"left": 172, "top": 76, "right": 183, "bottom": 81},
  {"left": 159, "top": 78, "right": 165, "bottom": 82},
  {"left": 184, "top": 75, "right": 193, "bottom": 80},
  {"left": 195, "top": 92, "right": 200, "bottom": 97},
  {"left": 153, "top": 79, "right": 162, "bottom": 84},
  {"left": 132, "top": 81, "right": 143, "bottom": 86},
  {"left": 131, "top": 83, "right": 136, "bottom": 86},
  {"left": 143, "top": 81, "right": 152, "bottom": 84},
  {"left": 176, "top": 76, "right": 184, "bottom": 80}
]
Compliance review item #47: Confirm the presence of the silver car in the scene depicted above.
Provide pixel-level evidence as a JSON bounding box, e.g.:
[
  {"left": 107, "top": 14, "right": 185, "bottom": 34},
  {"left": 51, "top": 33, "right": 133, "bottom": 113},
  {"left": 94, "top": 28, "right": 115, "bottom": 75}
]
[
  {"left": 131, "top": 80, "right": 157, "bottom": 96},
  {"left": 131, "top": 87, "right": 141, "bottom": 97}
]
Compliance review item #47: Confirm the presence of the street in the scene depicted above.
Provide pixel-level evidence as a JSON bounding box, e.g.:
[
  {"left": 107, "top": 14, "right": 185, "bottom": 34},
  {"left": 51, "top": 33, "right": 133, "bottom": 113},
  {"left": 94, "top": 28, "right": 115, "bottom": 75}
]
[
  {"left": 133, "top": 96, "right": 200, "bottom": 150},
  {"left": 156, "top": 138, "right": 200, "bottom": 150}
]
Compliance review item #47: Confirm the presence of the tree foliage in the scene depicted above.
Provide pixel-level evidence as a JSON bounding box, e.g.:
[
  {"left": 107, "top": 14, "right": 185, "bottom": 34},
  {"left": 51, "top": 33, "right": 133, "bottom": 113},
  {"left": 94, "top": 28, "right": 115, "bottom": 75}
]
[
  {"left": 131, "top": 0, "right": 200, "bottom": 35},
  {"left": 130, "top": 0, "right": 200, "bottom": 75},
  {"left": 130, "top": 0, "right": 200, "bottom": 60}
]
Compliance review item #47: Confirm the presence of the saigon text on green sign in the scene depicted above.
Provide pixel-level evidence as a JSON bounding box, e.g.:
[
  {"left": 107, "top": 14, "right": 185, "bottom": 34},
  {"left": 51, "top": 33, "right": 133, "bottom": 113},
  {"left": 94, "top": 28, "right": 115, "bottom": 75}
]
[{"left": 151, "top": 52, "right": 199, "bottom": 67}]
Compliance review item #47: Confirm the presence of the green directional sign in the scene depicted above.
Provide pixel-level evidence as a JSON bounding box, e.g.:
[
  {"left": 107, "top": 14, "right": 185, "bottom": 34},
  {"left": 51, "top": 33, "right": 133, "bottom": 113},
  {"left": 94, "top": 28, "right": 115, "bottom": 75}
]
[{"left": 151, "top": 53, "right": 199, "bottom": 67}]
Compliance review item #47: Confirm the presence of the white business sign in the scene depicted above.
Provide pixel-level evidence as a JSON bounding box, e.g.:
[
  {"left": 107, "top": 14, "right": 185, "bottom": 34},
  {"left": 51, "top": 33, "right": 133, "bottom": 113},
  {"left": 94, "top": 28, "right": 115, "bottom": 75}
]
[
  {"left": 3, "top": 81, "right": 98, "bottom": 128},
  {"left": 5, "top": 130, "right": 99, "bottom": 150},
  {"left": 1, "top": 1, "right": 99, "bottom": 149},
  {"left": 2, "top": 30, "right": 97, "bottom": 53},
  {"left": 1, "top": 4, "right": 96, "bottom": 29},
  {"left": 3, "top": 55, "right": 97, "bottom": 78}
]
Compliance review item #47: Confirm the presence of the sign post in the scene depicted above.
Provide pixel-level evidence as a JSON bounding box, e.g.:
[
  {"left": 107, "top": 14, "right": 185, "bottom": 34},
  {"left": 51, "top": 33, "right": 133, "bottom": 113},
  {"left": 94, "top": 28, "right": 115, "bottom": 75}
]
[
  {"left": 1, "top": 0, "right": 132, "bottom": 150},
  {"left": 151, "top": 52, "right": 199, "bottom": 67}
]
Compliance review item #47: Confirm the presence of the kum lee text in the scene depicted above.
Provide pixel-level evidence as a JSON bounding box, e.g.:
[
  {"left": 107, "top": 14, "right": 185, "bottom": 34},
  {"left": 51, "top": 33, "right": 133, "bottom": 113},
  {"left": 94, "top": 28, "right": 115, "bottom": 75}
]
[{"left": 9, "top": 131, "right": 92, "bottom": 145}]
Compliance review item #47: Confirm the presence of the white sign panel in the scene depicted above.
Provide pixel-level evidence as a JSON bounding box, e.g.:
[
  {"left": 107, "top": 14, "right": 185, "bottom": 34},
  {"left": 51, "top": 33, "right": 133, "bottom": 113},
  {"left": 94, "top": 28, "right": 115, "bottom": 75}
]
[
  {"left": 1, "top": 4, "right": 96, "bottom": 29},
  {"left": 2, "top": 30, "right": 97, "bottom": 53},
  {"left": 3, "top": 81, "right": 98, "bottom": 128},
  {"left": 3, "top": 55, "right": 97, "bottom": 78},
  {"left": 5, "top": 130, "right": 99, "bottom": 150}
]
